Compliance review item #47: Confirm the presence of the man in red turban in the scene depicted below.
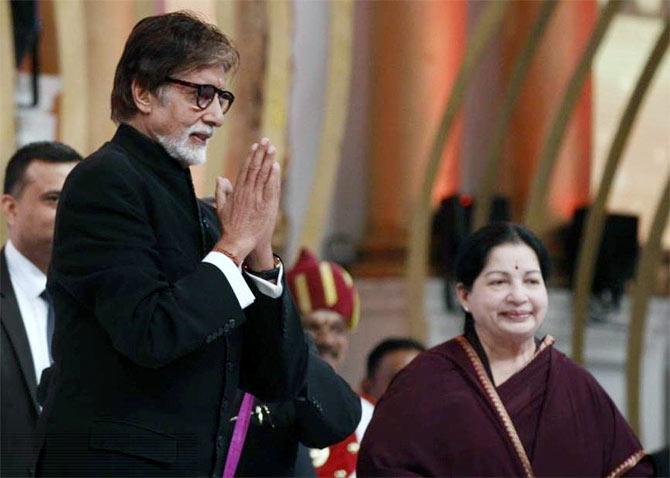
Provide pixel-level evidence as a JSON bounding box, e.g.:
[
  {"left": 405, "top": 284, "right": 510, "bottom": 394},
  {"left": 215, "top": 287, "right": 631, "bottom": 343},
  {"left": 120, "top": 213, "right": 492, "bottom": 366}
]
[
  {"left": 286, "top": 249, "right": 367, "bottom": 478},
  {"left": 287, "top": 248, "right": 360, "bottom": 370}
]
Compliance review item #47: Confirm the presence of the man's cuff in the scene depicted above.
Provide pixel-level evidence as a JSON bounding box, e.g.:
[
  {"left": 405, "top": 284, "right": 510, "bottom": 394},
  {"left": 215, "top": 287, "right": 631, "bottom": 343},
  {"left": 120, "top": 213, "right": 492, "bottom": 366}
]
[
  {"left": 203, "top": 252, "right": 255, "bottom": 309},
  {"left": 244, "top": 263, "right": 284, "bottom": 299}
]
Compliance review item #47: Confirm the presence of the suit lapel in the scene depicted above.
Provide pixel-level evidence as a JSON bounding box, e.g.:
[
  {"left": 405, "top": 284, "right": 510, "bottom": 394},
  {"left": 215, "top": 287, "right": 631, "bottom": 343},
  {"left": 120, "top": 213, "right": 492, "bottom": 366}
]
[{"left": 1, "top": 248, "right": 39, "bottom": 410}]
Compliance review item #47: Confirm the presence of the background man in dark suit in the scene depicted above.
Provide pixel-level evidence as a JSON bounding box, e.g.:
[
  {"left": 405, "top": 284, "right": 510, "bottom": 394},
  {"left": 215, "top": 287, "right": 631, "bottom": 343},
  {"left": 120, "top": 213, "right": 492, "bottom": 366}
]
[
  {"left": 37, "top": 11, "right": 307, "bottom": 477},
  {"left": 0, "top": 142, "right": 82, "bottom": 477}
]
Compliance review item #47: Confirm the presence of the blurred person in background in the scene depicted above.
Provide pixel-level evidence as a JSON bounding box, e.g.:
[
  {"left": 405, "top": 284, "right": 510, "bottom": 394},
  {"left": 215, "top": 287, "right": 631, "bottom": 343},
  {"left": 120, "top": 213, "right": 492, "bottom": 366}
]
[
  {"left": 286, "top": 252, "right": 424, "bottom": 478},
  {"left": 360, "top": 337, "right": 425, "bottom": 405},
  {"left": 288, "top": 249, "right": 363, "bottom": 478},
  {"left": 1, "top": 142, "right": 81, "bottom": 477},
  {"left": 305, "top": 336, "right": 427, "bottom": 478}
]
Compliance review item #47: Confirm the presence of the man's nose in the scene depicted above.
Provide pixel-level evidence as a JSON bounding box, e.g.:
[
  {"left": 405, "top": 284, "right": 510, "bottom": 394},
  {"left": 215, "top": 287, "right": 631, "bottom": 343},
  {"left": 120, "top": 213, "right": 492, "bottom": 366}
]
[
  {"left": 316, "top": 329, "right": 336, "bottom": 345},
  {"left": 202, "top": 98, "right": 225, "bottom": 127}
]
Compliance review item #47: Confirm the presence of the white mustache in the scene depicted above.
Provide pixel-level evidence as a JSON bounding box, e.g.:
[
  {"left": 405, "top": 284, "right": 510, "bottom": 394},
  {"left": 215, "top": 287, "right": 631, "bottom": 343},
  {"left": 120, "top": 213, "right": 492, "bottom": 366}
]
[{"left": 188, "top": 125, "right": 214, "bottom": 139}]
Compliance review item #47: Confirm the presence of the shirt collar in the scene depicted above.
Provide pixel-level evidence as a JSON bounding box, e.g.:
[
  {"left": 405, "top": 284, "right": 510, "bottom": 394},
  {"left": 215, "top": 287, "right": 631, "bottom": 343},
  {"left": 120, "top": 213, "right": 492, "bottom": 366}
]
[
  {"left": 5, "top": 240, "right": 47, "bottom": 298},
  {"left": 360, "top": 392, "right": 377, "bottom": 406}
]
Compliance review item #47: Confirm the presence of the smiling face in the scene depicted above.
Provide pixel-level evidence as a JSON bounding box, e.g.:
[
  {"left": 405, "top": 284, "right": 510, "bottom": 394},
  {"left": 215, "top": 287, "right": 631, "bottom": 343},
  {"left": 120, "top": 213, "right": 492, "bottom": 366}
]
[
  {"left": 130, "top": 65, "right": 228, "bottom": 167},
  {"left": 457, "top": 242, "right": 548, "bottom": 348},
  {"left": 301, "top": 309, "right": 349, "bottom": 370}
]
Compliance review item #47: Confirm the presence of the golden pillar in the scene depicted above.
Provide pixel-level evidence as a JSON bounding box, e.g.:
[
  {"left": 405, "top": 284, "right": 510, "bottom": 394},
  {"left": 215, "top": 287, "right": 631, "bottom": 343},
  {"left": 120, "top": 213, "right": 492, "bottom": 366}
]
[{"left": 364, "top": 0, "right": 466, "bottom": 271}]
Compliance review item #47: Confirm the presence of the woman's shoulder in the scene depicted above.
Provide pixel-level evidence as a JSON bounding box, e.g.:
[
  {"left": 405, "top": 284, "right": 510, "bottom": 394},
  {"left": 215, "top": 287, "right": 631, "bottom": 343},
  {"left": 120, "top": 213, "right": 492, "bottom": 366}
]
[
  {"left": 382, "top": 338, "right": 467, "bottom": 395},
  {"left": 550, "top": 346, "right": 597, "bottom": 382},
  {"left": 408, "top": 338, "right": 463, "bottom": 372},
  {"left": 548, "top": 346, "right": 617, "bottom": 406}
]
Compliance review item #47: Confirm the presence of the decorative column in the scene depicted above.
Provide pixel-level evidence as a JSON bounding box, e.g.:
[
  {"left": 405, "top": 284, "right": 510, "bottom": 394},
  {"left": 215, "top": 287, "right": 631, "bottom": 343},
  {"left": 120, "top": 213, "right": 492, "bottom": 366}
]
[{"left": 363, "top": 0, "right": 466, "bottom": 273}]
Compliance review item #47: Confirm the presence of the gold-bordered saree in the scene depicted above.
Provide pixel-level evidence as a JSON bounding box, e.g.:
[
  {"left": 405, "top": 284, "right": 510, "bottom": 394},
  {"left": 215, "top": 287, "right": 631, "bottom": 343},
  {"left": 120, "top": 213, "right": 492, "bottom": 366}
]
[{"left": 358, "top": 335, "right": 652, "bottom": 477}]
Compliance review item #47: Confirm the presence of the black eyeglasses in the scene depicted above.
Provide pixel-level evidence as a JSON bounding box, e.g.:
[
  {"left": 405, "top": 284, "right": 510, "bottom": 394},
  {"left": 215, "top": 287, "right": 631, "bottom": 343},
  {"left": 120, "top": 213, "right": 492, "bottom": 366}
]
[{"left": 164, "top": 77, "right": 235, "bottom": 113}]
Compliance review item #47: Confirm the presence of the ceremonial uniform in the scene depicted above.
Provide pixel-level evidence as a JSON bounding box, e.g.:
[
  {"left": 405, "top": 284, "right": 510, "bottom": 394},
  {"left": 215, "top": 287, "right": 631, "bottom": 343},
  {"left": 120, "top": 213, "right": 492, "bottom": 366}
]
[{"left": 310, "top": 395, "right": 373, "bottom": 478}]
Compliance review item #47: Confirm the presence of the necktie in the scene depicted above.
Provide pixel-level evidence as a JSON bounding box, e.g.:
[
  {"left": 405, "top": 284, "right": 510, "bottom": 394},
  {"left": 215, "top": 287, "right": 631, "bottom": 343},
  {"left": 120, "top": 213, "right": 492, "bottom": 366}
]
[{"left": 40, "top": 289, "right": 55, "bottom": 362}]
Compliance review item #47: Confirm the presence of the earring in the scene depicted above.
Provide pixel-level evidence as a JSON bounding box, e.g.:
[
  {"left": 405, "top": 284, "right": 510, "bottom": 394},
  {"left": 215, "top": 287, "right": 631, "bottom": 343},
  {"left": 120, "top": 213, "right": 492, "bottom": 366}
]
[{"left": 463, "top": 306, "right": 470, "bottom": 313}]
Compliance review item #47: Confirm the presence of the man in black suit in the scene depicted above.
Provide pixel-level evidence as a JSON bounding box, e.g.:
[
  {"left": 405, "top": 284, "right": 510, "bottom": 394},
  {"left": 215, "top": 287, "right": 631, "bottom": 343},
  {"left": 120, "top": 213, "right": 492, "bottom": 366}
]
[
  {"left": 37, "top": 11, "right": 308, "bottom": 477},
  {"left": 1, "top": 142, "right": 82, "bottom": 477}
]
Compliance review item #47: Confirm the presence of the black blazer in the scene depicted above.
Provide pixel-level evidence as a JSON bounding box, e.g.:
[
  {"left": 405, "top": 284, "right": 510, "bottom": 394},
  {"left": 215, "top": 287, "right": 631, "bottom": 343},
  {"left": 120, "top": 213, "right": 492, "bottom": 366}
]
[
  {"left": 235, "top": 343, "right": 362, "bottom": 477},
  {"left": 1, "top": 248, "right": 40, "bottom": 477},
  {"left": 37, "top": 125, "right": 308, "bottom": 477}
]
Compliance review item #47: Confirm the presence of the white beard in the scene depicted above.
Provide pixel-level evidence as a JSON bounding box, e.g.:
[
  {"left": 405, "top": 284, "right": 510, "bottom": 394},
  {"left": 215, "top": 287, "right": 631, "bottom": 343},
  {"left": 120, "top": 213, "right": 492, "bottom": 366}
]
[{"left": 156, "top": 125, "right": 210, "bottom": 167}]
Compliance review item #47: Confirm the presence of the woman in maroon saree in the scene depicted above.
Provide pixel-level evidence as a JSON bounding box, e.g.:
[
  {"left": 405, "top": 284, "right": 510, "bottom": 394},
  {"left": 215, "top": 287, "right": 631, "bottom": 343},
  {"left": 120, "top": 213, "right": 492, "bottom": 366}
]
[{"left": 357, "top": 223, "right": 654, "bottom": 477}]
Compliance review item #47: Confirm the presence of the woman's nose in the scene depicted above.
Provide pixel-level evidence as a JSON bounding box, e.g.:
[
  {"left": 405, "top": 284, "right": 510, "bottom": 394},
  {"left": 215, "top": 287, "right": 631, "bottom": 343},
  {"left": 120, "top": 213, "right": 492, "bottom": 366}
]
[{"left": 506, "top": 284, "right": 528, "bottom": 303}]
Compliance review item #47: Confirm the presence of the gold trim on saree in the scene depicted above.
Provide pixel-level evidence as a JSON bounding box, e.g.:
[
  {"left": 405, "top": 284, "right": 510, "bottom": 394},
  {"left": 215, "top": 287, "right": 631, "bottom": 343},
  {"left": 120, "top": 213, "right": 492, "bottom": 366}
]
[
  {"left": 605, "top": 449, "right": 646, "bottom": 478},
  {"left": 455, "top": 335, "right": 555, "bottom": 478}
]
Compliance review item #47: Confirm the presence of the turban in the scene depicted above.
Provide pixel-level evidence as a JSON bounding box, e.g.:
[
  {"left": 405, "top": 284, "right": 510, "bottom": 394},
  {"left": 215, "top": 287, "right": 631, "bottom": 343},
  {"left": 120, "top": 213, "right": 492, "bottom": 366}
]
[{"left": 287, "top": 248, "right": 360, "bottom": 330}]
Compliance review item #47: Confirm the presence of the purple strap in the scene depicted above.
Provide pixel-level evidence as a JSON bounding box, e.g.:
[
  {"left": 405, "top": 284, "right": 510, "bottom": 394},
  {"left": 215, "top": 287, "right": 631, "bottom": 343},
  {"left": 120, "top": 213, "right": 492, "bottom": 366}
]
[{"left": 222, "top": 393, "right": 255, "bottom": 478}]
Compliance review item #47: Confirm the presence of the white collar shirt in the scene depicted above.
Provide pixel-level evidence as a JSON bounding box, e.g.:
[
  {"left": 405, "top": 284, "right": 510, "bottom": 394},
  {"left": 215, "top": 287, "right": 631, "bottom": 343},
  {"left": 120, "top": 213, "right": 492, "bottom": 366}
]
[{"left": 4, "top": 240, "right": 51, "bottom": 384}]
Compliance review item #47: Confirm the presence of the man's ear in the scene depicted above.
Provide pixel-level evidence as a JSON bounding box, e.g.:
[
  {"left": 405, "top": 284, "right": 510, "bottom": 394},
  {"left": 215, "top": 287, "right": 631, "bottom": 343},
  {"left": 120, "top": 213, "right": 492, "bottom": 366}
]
[
  {"left": 455, "top": 283, "right": 470, "bottom": 313},
  {"left": 0, "top": 194, "right": 17, "bottom": 226},
  {"left": 131, "top": 79, "right": 153, "bottom": 114}
]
